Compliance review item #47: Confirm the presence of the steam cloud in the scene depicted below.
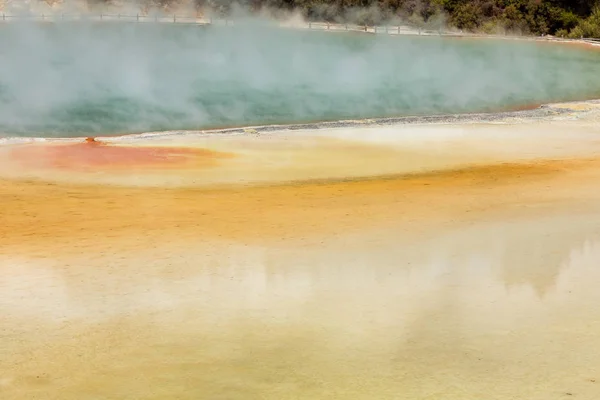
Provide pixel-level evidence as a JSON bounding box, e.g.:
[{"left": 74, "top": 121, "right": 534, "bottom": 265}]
[{"left": 1, "top": 8, "right": 600, "bottom": 137}]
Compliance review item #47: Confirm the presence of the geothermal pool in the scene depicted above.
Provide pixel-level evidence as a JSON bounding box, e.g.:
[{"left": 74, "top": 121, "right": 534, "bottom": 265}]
[
  {"left": 2, "top": 20, "right": 600, "bottom": 400},
  {"left": 1, "top": 22, "right": 600, "bottom": 137}
]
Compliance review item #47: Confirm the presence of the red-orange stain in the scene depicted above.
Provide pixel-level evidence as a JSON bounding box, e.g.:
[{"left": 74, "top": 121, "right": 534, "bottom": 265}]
[{"left": 8, "top": 139, "right": 232, "bottom": 171}]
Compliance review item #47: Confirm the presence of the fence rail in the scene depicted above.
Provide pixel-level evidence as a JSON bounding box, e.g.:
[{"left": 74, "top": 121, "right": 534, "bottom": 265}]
[
  {"left": 0, "top": 13, "right": 212, "bottom": 24},
  {"left": 305, "top": 21, "right": 445, "bottom": 36},
  {"left": 0, "top": 13, "right": 448, "bottom": 36}
]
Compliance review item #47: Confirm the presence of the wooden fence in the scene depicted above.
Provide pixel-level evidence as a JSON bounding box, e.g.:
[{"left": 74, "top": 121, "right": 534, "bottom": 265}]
[
  {"left": 0, "top": 13, "right": 211, "bottom": 24},
  {"left": 0, "top": 13, "right": 444, "bottom": 35}
]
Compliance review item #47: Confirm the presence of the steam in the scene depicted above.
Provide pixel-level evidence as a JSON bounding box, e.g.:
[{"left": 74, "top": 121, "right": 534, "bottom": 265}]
[{"left": 1, "top": 3, "right": 600, "bottom": 137}]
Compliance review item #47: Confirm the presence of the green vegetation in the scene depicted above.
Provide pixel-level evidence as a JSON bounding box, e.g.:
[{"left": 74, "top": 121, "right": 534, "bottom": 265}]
[{"left": 188, "top": 0, "right": 600, "bottom": 37}]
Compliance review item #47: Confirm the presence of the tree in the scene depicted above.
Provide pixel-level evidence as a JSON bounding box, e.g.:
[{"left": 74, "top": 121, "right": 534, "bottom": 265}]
[{"left": 452, "top": 2, "right": 483, "bottom": 30}]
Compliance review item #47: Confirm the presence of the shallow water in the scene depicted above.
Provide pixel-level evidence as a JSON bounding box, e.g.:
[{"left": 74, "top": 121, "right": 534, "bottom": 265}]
[
  {"left": 3, "top": 108, "right": 600, "bottom": 398},
  {"left": 2, "top": 214, "right": 600, "bottom": 400},
  {"left": 1, "top": 22, "right": 600, "bottom": 137}
]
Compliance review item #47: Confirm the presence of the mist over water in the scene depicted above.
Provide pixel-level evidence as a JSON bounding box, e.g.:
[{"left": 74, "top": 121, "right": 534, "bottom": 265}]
[{"left": 1, "top": 20, "right": 600, "bottom": 137}]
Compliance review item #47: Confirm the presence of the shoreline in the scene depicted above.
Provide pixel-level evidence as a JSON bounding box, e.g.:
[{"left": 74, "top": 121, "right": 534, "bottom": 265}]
[
  {"left": 2, "top": 99, "right": 600, "bottom": 189},
  {"left": 2, "top": 98, "right": 599, "bottom": 144},
  {"left": 0, "top": 12, "right": 599, "bottom": 45}
]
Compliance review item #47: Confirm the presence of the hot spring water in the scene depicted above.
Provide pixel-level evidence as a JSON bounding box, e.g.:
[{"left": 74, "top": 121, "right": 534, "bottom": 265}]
[{"left": 1, "top": 22, "right": 600, "bottom": 137}]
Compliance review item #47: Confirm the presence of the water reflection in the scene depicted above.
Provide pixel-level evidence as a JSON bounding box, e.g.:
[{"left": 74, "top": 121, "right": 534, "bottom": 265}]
[{"left": 1, "top": 214, "right": 600, "bottom": 399}]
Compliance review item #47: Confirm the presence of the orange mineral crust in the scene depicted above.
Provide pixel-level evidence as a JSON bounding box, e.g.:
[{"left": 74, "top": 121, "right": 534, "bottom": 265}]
[
  {"left": 3, "top": 156, "right": 600, "bottom": 257},
  {"left": 5, "top": 138, "right": 233, "bottom": 171}
]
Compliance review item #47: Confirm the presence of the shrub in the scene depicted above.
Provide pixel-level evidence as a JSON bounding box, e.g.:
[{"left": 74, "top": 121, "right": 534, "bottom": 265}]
[
  {"left": 569, "top": 6, "right": 600, "bottom": 38},
  {"left": 555, "top": 28, "right": 568, "bottom": 38}
]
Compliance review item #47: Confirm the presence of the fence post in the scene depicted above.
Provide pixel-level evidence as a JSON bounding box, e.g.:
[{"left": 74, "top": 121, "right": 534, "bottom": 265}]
[
  {"left": 397, "top": 25, "right": 400, "bottom": 34},
  {"left": 327, "top": 22, "right": 330, "bottom": 30},
  {"left": 137, "top": 14, "right": 139, "bottom": 22},
  {"left": 173, "top": 14, "right": 176, "bottom": 23},
  {"left": 100, "top": 13, "right": 103, "bottom": 20},
  {"left": 308, "top": 21, "right": 311, "bottom": 29}
]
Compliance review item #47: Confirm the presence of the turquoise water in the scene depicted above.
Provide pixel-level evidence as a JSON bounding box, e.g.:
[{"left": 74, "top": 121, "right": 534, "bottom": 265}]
[{"left": 1, "top": 22, "right": 600, "bottom": 137}]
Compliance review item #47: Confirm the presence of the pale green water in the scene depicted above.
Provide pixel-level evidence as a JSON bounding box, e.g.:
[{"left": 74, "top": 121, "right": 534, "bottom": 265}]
[{"left": 1, "top": 22, "right": 600, "bottom": 137}]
